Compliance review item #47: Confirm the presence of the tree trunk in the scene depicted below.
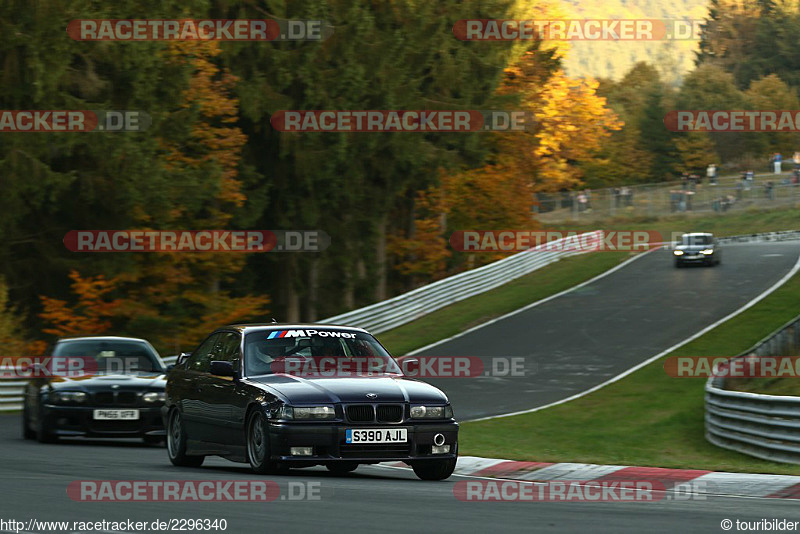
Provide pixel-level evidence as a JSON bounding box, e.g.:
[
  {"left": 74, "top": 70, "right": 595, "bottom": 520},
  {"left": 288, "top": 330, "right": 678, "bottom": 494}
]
[
  {"left": 282, "top": 257, "right": 300, "bottom": 323},
  {"left": 307, "top": 257, "right": 319, "bottom": 322},
  {"left": 375, "top": 216, "right": 387, "bottom": 302}
]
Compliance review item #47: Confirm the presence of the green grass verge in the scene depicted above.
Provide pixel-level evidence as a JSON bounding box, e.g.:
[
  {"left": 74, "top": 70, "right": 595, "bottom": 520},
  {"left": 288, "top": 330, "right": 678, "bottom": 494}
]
[
  {"left": 379, "top": 205, "right": 800, "bottom": 357},
  {"left": 378, "top": 251, "right": 630, "bottom": 356},
  {"left": 460, "top": 270, "right": 800, "bottom": 474}
]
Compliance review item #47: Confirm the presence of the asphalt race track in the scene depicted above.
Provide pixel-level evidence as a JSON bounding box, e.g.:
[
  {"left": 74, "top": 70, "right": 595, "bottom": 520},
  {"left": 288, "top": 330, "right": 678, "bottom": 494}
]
[
  {"left": 0, "top": 421, "right": 799, "bottom": 534},
  {"left": 3, "top": 241, "right": 800, "bottom": 533},
  {"left": 417, "top": 241, "right": 800, "bottom": 420}
]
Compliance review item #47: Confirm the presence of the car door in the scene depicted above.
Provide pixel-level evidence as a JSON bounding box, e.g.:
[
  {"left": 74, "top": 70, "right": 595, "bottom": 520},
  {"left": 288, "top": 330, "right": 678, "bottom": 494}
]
[
  {"left": 178, "top": 333, "right": 221, "bottom": 441},
  {"left": 207, "top": 331, "right": 249, "bottom": 447}
]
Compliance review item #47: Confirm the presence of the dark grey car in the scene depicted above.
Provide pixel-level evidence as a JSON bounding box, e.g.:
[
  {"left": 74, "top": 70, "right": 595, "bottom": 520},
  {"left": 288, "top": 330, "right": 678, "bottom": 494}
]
[{"left": 673, "top": 232, "right": 722, "bottom": 267}]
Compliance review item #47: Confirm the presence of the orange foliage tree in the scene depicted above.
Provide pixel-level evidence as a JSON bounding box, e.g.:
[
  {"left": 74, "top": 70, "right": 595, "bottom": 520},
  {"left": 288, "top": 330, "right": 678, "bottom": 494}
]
[
  {"left": 38, "top": 41, "right": 268, "bottom": 354},
  {"left": 39, "top": 270, "right": 122, "bottom": 338},
  {"left": 391, "top": 49, "right": 622, "bottom": 279}
]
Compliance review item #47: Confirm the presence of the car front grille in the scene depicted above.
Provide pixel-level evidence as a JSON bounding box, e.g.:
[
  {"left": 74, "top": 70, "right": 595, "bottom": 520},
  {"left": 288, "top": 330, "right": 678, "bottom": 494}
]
[
  {"left": 117, "top": 392, "right": 137, "bottom": 405},
  {"left": 376, "top": 404, "right": 403, "bottom": 423},
  {"left": 93, "top": 391, "right": 139, "bottom": 406},
  {"left": 94, "top": 392, "right": 114, "bottom": 405},
  {"left": 346, "top": 404, "right": 404, "bottom": 423},
  {"left": 346, "top": 405, "right": 374, "bottom": 422}
]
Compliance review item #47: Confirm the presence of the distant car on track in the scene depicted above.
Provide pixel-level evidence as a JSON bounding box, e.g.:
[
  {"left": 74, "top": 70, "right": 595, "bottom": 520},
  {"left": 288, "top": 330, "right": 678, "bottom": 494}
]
[
  {"left": 163, "top": 324, "right": 459, "bottom": 480},
  {"left": 22, "top": 336, "right": 167, "bottom": 444},
  {"left": 673, "top": 232, "right": 722, "bottom": 267}
]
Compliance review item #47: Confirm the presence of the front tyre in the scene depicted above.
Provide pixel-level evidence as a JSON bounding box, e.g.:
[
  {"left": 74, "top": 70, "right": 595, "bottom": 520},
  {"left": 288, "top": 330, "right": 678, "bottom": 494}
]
[
  {"left": 326, "top": 462, "right": 358, "bottom": 475},
  {"left": 36, "top": 407, "right": 58, "bottom": 444},
  {"left": 246, "top": 411, "right": 283, "bottom": 475},
  {"left": 412, "top": 457, "right": 457, "bottom": 481},
  {"left": 22, "top": 404, "right": 35, "bottom": 440},
  {"left": 167, "top": 410, "right": 204, "bottom": 467}
]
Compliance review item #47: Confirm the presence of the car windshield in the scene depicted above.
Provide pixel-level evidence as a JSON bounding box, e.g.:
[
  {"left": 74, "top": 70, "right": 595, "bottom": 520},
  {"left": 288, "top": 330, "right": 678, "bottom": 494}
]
[
  {"left": 52, "top": 340, "right": 164, "bottom": 374},
  {"left": 682, "top": 235, "right": 712, "bottom": 246},
  {"left": 244, "top": 329, "right": 402, "bottom": 377}
]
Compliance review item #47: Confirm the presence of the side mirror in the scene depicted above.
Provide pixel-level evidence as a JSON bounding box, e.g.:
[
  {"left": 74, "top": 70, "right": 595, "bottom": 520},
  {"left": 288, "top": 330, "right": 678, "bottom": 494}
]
[
  {"left": 177, "top": 352, "right": 191, "bottom": 365},
  {"left": 395, "top": 356, "right": 420, "bottom": 376},
  {"left": 209, "top": 360, "right": 235, "bottom": 377}
]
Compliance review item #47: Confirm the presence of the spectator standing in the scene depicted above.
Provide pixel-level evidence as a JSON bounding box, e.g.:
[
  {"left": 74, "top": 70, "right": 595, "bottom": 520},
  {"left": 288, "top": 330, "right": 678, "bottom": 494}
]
[
  {"left": 774, "top": 152, "right": 783, "bottom": 174},
  {"left": 577, "top": 192, "right": 587, "bottom": 212},
  {"left": 707, "top": 163, "right": 718, "bottom": 185}
]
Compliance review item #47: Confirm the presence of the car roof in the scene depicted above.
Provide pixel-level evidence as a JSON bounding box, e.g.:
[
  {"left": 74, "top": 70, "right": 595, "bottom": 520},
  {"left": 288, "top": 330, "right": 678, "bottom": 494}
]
[
  {"left": 57, "top": 336, "right": 149, "bottom": 343},
  {"left": 223, "top": 323, "right": 369, "bottom": 335}
]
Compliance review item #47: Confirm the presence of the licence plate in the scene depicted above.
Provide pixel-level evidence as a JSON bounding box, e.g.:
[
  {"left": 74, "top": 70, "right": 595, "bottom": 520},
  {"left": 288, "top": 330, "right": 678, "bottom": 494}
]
[
  {"left": 346, "top": 428, "right": 407, "bottom": 444},
  {"left": 93, "top": 409, "right": 139, "bottom": 420}
]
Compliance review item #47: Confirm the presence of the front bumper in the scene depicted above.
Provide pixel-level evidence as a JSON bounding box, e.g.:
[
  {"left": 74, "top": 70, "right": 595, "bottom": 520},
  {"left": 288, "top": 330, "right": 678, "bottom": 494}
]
[
  {"left": 40, "top": 404, "right": 165, "bottom": 438},
  {"left": 675, "top": 253, "right": 714, "bottom": 264},
  {"left": 268, "top": 420, "right": 459, "bottom": 464}
]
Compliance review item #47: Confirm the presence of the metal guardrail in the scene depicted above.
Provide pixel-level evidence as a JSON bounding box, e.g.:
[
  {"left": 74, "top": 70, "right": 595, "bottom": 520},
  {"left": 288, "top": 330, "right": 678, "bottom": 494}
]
[
  {"left": 0, "top": 357, "right": 180, "bottom": 413},
  {"left": 705, "top": 315, "right": 800, "bottom": 464},
  {"left": 0, "top": 231, "right": 602, "bottom": 412},
  {"left": 0, "top": 367, "right": 25, "bottom": 412},
  {"left": 321, "top": 230, "right": 603, "bottom": 333},
  {"left": 2, "top": 228, "right": 798, "bottom": 418}
]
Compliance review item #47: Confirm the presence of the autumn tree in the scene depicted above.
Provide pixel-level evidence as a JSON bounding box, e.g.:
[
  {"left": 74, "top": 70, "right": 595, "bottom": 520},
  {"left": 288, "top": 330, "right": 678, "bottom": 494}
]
[{"left": 39, "top": 270, "right": 122, "bottom": 338}]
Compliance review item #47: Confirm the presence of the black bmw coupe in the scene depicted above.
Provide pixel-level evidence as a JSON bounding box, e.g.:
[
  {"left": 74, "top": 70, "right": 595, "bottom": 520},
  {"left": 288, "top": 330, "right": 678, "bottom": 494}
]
[
  {"left": 22, "top": 336, "right": 167, "bottom": 443},
  {"left": 163, "top": 324, "right": 459, "bottom": 480}
]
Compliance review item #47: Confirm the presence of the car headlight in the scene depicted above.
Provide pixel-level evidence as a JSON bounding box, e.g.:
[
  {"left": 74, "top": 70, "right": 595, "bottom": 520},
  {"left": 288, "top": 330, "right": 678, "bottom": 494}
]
[
  {"left": 49, "top": 391, "right": 88, "bottom": 404},
  {"left": 280, "top": 406, "right": 335, "bottom": 420},
  {"left": 700, "top": 249, "right": 714, "bottom": 255},
  {"left": 143, "top": 392, "right": 166, "bottom": 403},
  {"left": 410, "top": 405, "right": 453, "bottom": 419},
  {"left": 673, "top": 250, "right": 684, "bottom": 256}
]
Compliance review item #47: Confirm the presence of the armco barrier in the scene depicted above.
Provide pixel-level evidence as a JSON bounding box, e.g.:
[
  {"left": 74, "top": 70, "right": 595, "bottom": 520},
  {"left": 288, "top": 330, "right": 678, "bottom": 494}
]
[
  {"left": 705, "top": 314, "right": 800, "bottom": 464},
  {"left": 321, "top": 230, "right": 604, "bottom": 333},
  {"left": 0, "top": 232, "right": 603, "bottom": 412},
  {"left": 4, "top": 229, "right": 798, "bottom": 413},
  {"left": 0, "top": 367, "right": 25, "bottom": 412},
  {"left": 0, "top": 358, "right": 180, "bottom": 413}
]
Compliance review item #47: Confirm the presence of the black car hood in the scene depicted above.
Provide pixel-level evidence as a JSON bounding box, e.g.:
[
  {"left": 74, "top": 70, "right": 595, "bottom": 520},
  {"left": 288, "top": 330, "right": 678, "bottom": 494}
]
[
  {"left": 47, "top": 372, "right": 166, "bottom": 392},
  {"left": 243, "top": 375, "right": 449, "bottom": 405}
]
